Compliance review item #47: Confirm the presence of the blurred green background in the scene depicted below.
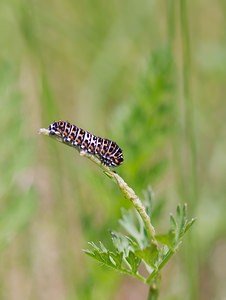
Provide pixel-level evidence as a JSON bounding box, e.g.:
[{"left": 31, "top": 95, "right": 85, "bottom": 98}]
[{"left": 0, "top": 0, "right": 225, "bottom": 299}]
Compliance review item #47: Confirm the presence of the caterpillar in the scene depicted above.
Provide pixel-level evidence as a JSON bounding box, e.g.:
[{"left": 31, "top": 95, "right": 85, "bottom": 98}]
[{"left": 48, "top": 120, "right": 124, "bottom": 167}]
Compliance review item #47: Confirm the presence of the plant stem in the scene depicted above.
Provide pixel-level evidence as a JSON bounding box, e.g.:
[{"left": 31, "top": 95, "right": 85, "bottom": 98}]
[
  {"left": 147, "top": 272, "right": 161, "bottom": 300},
  {"left": 146, "top": 248, "right": 175, "bottom": 300},
  {"left": 146, "top": 249, "right": 174, "bottom": 284},
  {"left": 179, "top": 1, "right": 199, "bottom": 299},
  {"left": 38, "top": 128, "right": 158, "bottom": 247},
  {"left": 180, "top": 0, "right": 198, "bottom": 212},
  {"left": 147, "top": 284, "right": 159, "bottom": 300},
  {"left": 111, "top": 172, "right": 157, "bottom": 246}
]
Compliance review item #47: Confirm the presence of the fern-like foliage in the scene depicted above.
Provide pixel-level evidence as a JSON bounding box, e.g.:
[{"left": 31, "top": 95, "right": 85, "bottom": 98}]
[
  {"left": 84, "top": 186, "right": 195, "bottom": 284},
  {"left": 156, "top": 204, "right": 196, "bottom": 250}
]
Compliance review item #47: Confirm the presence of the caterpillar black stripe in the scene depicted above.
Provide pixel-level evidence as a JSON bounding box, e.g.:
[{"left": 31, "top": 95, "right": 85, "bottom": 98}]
[{"left": 48, "top": 120, "right": 124, "bottom": 167}]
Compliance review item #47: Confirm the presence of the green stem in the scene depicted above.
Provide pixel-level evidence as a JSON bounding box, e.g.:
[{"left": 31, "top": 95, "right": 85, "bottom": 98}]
[
  {"left": 146, "top": 248, "right": 176, "bottom": 299},
  {"left": 147, "top": 272, "right": 161, "bottom": 300},
  {"left": 111, "top": 172, "right": 157, "bottom": 246},
  {"left": 167, "top": 0, "right": 175, "bottom": 48},
  {"left": 179, "top": 1, "right": 199, "bottom": 299},
  {"left": 148, "top": 286, "right": 159, "bottom": 300},
  {"left": 146, "top": 249, "right": 174, "bottom": 285},
  {"left": 180, "top": 0, "right": 198, "bottom": 210},
  {"left": 148, "top": 284, "right": 159, "bottom": 300}
]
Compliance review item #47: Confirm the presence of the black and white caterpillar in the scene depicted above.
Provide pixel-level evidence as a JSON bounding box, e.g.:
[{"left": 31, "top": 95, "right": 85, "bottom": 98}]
[{"left": 49, "top": 120, "right": 124, "bottom": 167}]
